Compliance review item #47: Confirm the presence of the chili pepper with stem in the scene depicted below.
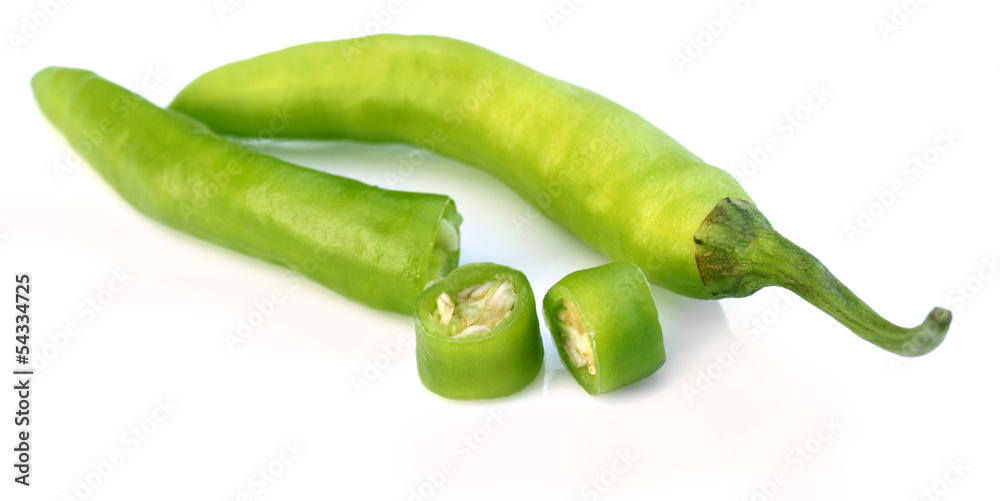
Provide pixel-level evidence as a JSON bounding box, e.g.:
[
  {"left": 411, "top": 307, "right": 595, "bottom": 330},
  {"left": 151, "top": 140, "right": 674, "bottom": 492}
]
[{"left": 170, "top": 35, "right": 951, "bottom": 356}]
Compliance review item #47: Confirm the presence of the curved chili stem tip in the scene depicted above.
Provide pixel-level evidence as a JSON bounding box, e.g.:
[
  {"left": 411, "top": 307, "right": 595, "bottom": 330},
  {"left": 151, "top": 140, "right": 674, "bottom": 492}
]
[{"left": 694, "top": 198, "right": 951, "bottom": 357}]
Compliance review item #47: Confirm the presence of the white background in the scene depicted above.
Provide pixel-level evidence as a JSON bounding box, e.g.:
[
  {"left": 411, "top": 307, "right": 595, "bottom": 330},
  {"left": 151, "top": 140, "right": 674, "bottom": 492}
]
[{"left": 2, "top": 0, "right": 998, "bottom": 499}]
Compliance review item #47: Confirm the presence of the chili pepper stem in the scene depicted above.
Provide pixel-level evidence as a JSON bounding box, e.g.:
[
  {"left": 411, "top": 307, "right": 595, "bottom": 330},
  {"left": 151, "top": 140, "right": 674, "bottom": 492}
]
[{"left": 694, "top": 197, "right": 951, "bottom": 357}]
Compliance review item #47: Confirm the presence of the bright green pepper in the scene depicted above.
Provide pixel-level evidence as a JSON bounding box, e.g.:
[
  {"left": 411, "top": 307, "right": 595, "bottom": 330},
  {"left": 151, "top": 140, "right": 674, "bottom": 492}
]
[
  {"left": 543, "top": 262, "right": 665, "bottom": 395},
  {"left": 32, "top": 67, "right": 461, "bottom": 313},
  {"left": 414, "top": 263, "right": 542, "bottom": 400},
  {"left": 170, "top": 35, "right": 951, "bottom": 356}
]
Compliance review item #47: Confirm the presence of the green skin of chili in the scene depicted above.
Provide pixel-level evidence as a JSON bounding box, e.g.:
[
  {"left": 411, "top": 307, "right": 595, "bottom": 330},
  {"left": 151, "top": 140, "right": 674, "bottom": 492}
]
[
  {"left": 415, "top": 263, "right": 542, "bottom": 400},
  {"left": 170, "top": 35, "right": 951, "bottom": 356},
  {"left": 32, "top": 67, "right": 462, "bottom": 314},
  {"left": 543, "top": 262, "right": 665, "bottom": 395}
]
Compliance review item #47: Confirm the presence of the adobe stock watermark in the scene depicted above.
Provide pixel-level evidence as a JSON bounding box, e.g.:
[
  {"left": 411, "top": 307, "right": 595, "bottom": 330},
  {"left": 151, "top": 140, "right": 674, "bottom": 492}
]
[
  {"left": 227, "top": 439, "right": 306, "bottom": 501},
  {"left": 671, "top": 0, "right": 754, "bottom": 73},
  {"left": 683, "top": 289, "right": 797, "bottom": 403},
  {"left": 878, "top": 0, "right": 932, "bottom": 41},
  {"left": 843, "top": 126, "right": 958, "bottom": 244},
  {"left": 740, "top": 416, "right": 843, "bottom": 501},
  {"left": 339, "top": 0, "right": 418, "bottom": 60},
  {"left": 510, "top": 168, "right": 572, "bottom": 235},
  {"left": 911, "top": 459, "right": 971, "bottom": 501},
  {"left": 580, "top": 449, "right": 637, "bottom": 500},
  {"left": 50, "top": 65, "right": 169, "bottom": 183},
  {"left": 349, "top": 330, "right": 413, "bottom": 395},
  {"left": 7, "top": 0, "right": 72, "bottom": 55},
  {"left": 511, "top": 119, "right": 623, "bottom": 234},
  {"left": 35, "top": 268, "right": 134, "bottom": 372},
  {"left": 222, "top": 287, "right": 292, "bottom": 353},
  {"left": 545, "top": 0, "right": 589, "bottom": 31},
  {"left": 729, "top": 85, "right": 833, "bottom": 184},
  {"left": 404, "top": 408, "right": 509, "bottom": 501},
  {"left": 213, "top": 0, "right": 249, "bottom": 21},
  {"left": 383, "top": 75, "right": 496, "bottom": 190},
  {"left": 888, "top": 254, "right": 997, "bottom": 372},
  {"left": 944, "top": 254, "right": 998, "bottom": 312},
  {"left": 61, "top": 398, "right": 179, "bottom": 501},
  {"left": 239, "top": 106, "right": 296, "bottom": 148},
  {"left": 179, "top": 106, "right": 295, "bottom": 222},
  {"left": 222, "top": 246, "right": 332, "bottom": 353}
]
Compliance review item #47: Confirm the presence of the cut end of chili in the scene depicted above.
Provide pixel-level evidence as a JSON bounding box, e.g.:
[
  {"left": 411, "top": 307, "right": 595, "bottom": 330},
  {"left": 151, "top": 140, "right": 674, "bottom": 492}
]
[
  {"left": 415, "top": 263, "right": 542, "bottom": 400},
  {"left": 543, "top": 262, "right": 665, "bottom": 395},
  {"left": 553, "top": 300, "right": 596, "bottom": 375},
  {"left": 432, "top": 277, "right": 516, "bottom": 338},
  {"left": 425, "top": 216, "right": 462, "bottom": 285}
]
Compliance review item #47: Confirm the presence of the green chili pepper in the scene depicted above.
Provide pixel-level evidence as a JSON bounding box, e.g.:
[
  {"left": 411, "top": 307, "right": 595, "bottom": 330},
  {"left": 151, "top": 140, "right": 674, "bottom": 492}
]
[
  {"left": 543, "top": 262, "right": 665, "bottom": 395},
  {"left": 170, "top": 35, "right": 951, "bottom": 356},
  {"left": 32, "top": 67, "right": 462, "bottom": 313},
  {"left": 414, "top": 263, "right": 542, "bottom": 400}
]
